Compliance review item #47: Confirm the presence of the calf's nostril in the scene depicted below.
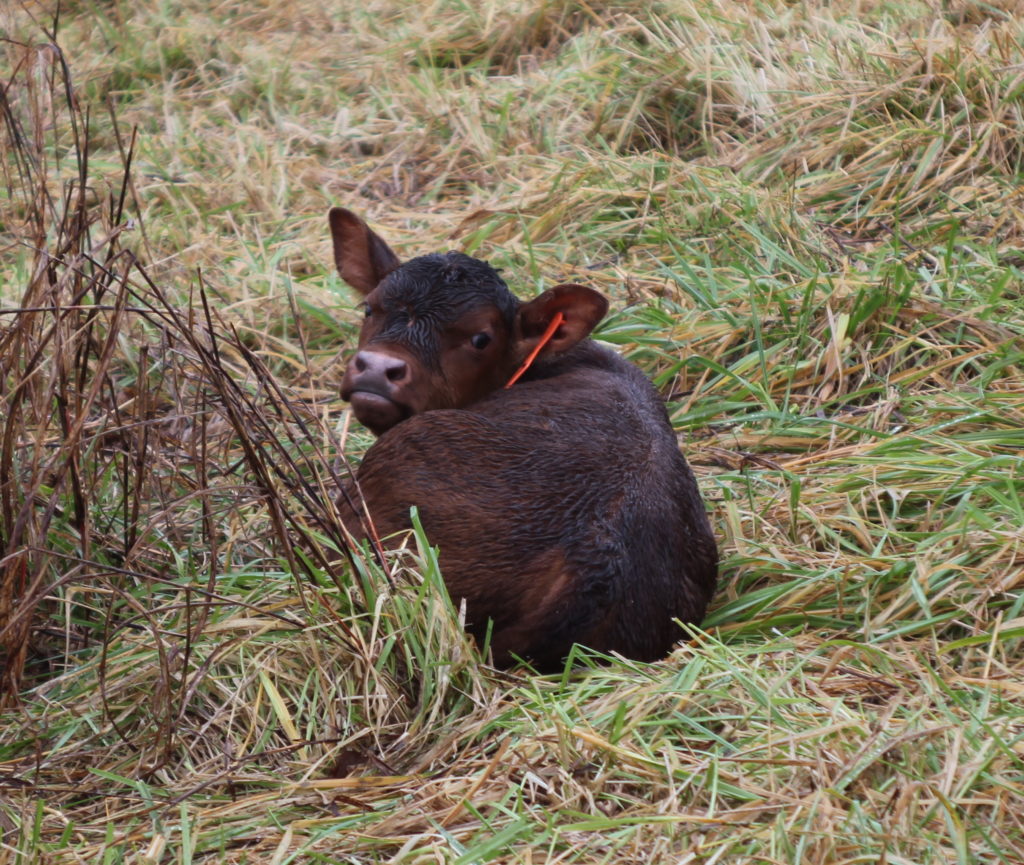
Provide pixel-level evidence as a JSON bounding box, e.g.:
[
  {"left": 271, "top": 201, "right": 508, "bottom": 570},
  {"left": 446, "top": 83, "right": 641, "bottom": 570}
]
[{"left": 351, "top": 351, "right": 408, "bottom": 386}]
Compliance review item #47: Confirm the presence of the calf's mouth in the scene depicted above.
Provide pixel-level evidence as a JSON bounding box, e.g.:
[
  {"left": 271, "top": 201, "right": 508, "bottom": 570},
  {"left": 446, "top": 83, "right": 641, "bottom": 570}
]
[{"left": 345, "top": 387, "right": 411, "bottom": 435}]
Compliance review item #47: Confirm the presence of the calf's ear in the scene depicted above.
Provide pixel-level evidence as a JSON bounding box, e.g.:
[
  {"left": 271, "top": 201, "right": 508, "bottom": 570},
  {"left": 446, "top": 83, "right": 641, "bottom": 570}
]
[
  {"left": 328, "top": 208, "right": 401, "bottom": 295},
  {"left": 515, "top": 284, "right": 609, "bottom": 356}
]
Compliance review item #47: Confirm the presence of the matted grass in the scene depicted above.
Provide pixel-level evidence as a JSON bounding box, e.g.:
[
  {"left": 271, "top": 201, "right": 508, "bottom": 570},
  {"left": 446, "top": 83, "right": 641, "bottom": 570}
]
[{"left": 2, "top": 0, "right": 1023, "bottom": 862}]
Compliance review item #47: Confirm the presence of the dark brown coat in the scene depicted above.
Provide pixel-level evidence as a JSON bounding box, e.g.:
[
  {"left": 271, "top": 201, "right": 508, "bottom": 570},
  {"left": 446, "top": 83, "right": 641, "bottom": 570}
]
[{"left": 331, "top": 208, "right": 717, "bottom": 670}]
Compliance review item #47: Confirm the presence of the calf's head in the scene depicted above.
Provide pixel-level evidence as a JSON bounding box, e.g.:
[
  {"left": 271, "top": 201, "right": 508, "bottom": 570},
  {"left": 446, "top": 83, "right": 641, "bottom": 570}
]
[{"left": 331, "top": 208, "right": 609, "bottom": 435}]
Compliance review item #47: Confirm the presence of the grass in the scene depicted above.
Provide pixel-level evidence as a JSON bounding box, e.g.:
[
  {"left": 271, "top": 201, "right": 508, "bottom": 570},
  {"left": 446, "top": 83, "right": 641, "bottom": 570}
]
[{"left": 2, "top": 0, "right": 1023, "bottom": 862}]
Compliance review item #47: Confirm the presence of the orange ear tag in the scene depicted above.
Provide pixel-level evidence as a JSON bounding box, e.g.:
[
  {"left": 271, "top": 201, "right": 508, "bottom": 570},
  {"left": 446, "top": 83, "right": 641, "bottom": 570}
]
[{"left": 504, "top": 312, "right": 566, "bottom": 389}]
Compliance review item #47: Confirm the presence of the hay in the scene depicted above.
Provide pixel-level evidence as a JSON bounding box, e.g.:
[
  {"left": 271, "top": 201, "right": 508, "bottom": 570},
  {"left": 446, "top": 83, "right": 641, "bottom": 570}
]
[{"left": 2, "top": 1, "right": 1023, "bottom": 861}]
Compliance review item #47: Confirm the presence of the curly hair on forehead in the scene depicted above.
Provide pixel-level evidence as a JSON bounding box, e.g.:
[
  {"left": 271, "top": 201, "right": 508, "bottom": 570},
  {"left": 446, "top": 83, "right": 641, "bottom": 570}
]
[{"left": 382, "top": 252, "right": 520, "bottom": 327}]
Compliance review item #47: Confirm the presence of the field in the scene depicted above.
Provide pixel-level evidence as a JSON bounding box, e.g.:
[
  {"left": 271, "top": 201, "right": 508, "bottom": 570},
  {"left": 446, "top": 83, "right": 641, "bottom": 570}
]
[{"left": 2, "top": 0, "right": 1024, "bottom": 862}]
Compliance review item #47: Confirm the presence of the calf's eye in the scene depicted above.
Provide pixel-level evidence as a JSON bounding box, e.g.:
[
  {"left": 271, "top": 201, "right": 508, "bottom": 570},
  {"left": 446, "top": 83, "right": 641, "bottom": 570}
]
[
  {"left": 471, "top": 332, "right": 492, "bottom": 350},
  {"left": 363, "top": 304, "right": 373, "bottom": 318}
]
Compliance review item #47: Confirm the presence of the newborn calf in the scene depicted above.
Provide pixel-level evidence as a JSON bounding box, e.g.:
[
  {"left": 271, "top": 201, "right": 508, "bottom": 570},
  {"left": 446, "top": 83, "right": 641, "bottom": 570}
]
[{"left": 332, "top": 208, "right": 717, "bottom": 670}]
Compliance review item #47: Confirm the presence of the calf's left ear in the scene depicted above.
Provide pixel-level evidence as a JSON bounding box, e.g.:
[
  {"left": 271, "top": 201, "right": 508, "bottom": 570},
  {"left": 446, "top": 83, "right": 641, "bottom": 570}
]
[
  {"left": 515, "top": 284, "right": 609, "bottom": 356},
  {"left": 328, "top": 207, "right": 401, "bottom": 295}
]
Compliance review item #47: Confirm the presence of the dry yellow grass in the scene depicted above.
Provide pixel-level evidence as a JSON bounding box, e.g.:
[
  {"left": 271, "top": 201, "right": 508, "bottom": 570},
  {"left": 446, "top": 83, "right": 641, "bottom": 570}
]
[{"left": 2, "top": 0, "right": 1023, "bottom": 862}]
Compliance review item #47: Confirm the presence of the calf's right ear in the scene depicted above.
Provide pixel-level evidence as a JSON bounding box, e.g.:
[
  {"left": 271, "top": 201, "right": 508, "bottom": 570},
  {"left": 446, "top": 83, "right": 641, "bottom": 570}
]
[
  {"left": 515, "top": 284, "right": 609, "bottom": 357},
  {"left": 328, "top": 208, "right": 401, "bottom": 295}
]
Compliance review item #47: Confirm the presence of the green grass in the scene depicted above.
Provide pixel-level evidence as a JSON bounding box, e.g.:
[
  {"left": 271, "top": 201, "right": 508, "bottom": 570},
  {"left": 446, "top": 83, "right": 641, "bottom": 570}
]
[{"left": 2, "top": 0, "right": 1023, "bottom": 862}]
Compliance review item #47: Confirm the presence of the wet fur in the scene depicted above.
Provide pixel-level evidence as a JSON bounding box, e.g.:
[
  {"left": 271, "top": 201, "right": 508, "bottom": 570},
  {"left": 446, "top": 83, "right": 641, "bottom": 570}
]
[{"left": 332, "top": 208, "right": 718, "bottom": 671}]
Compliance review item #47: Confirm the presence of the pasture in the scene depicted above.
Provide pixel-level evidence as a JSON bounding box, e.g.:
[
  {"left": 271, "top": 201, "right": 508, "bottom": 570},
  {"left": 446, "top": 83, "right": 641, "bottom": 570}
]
[{"left": 2, "top": 0, "right": 1023, "bottom": 862}]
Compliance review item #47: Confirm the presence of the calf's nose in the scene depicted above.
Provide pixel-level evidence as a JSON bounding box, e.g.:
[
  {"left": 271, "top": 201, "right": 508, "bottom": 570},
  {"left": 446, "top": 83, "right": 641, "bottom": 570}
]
[{"left": 352, "top": 350, "right": 410, "bottom": 388}]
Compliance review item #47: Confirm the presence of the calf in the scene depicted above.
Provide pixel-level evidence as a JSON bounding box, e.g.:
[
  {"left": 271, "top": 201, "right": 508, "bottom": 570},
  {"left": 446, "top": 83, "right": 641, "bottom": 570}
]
[{"left": 331, "top": 208, "right": 717, "bottom": 671}]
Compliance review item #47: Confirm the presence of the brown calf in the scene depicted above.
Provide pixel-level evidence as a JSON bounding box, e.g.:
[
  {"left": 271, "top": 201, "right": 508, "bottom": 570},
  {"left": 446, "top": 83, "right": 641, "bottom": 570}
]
[{"left": 332, "top": 208, "right": 717, "bottom": 671}]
